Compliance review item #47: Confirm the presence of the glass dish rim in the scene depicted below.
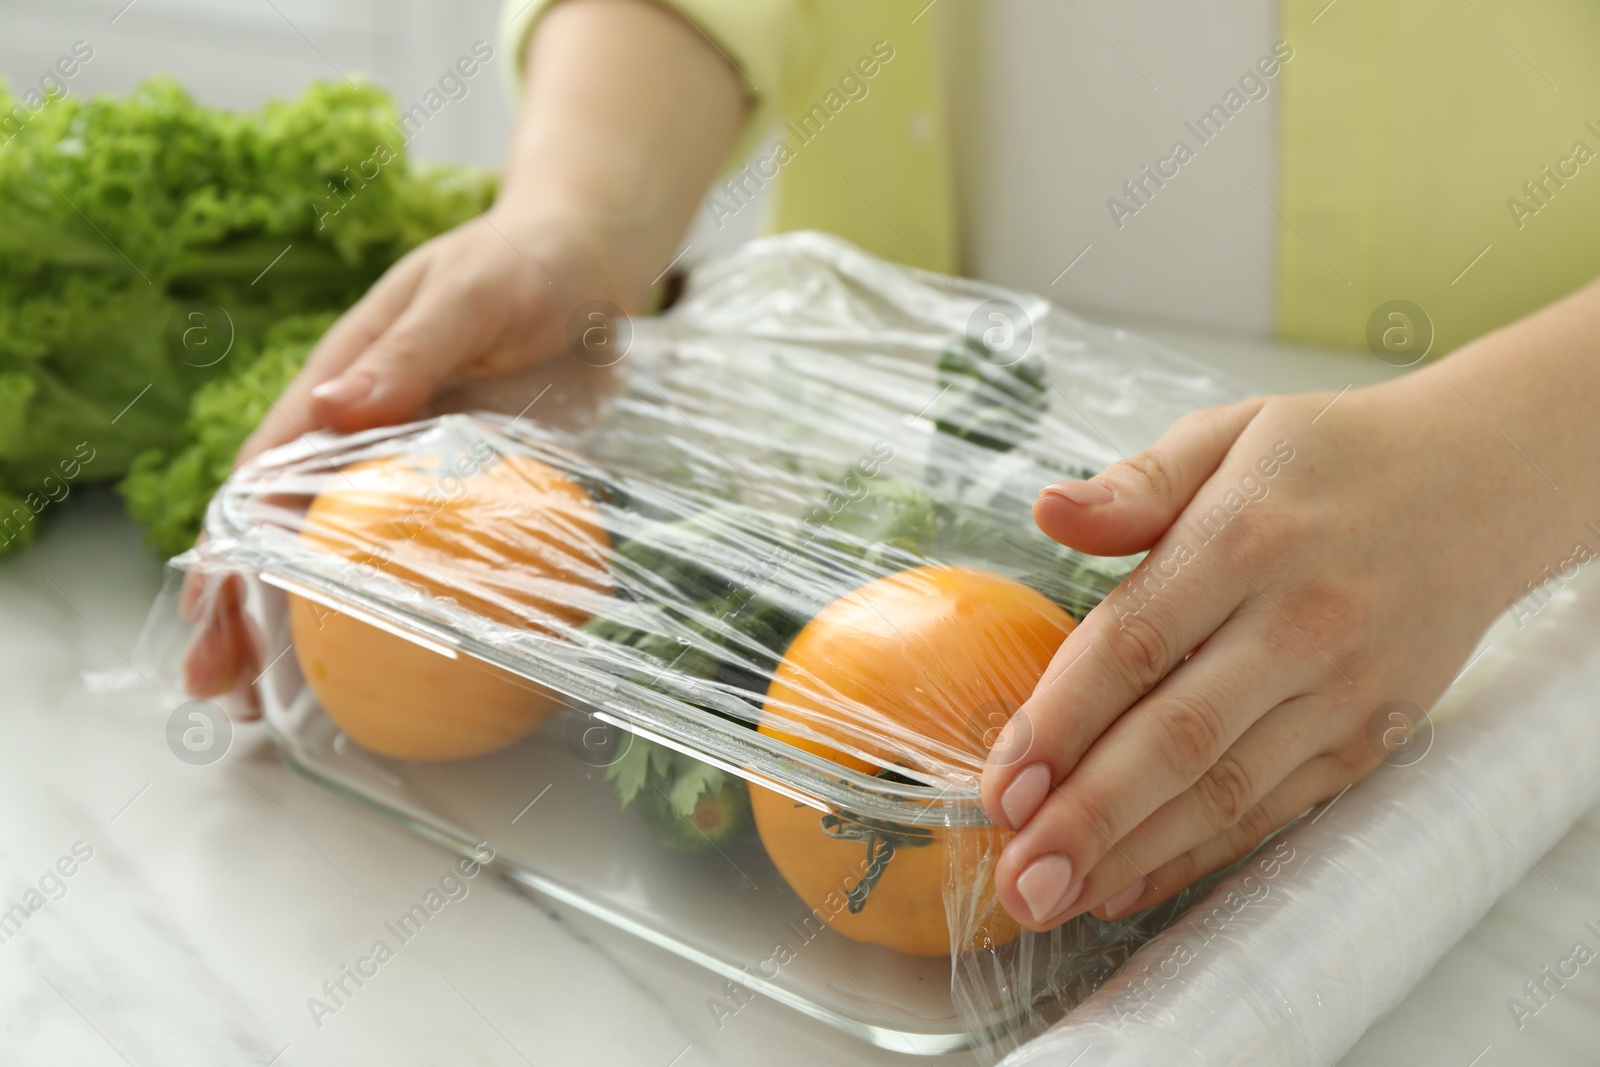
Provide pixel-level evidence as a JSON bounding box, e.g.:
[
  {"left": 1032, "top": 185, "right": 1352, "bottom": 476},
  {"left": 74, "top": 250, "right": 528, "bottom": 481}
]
[{"left": 218, "top": 541, "right": 998, "bottom": 829}]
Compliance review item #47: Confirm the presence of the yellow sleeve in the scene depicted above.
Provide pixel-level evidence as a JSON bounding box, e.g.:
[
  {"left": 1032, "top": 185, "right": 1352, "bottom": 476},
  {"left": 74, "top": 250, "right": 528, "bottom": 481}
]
[
  {"left": 498, "top": 0, "right": 810, "bottom": 168},
  {"left": 498, "top": 0, "right": 956, "bottom": 276}
]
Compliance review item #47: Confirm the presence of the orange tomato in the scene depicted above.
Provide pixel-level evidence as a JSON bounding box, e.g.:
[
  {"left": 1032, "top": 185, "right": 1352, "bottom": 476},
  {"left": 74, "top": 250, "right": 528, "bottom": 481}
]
[
  {"left": 752, "top": 565, "right": 1074, "bottom": 956},
  {"left": 288, "top": 450, "right": 611, "bottom": 760}
]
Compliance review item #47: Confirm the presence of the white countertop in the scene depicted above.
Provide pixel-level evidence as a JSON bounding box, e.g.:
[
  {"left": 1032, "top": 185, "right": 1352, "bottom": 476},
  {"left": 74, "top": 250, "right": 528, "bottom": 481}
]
[{"left": 4, "top": 320, "right": 1597, "bottom": 1066}]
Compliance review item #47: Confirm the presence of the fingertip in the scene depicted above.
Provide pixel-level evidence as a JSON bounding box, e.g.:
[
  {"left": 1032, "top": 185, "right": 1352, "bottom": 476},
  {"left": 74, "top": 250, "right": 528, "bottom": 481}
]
[
  {"left": 309, "top": 371, "right": 428, "bottom": 433},
  {"left": 178, "top": 570, "right": 206, "bottom": 622},
  {"left": 1040, "top": 478, "right": 1116, "bottom": 507},
  {"left": 1032, "top": 489, "right": 1134, "bottom": 556},
  {"left": 1012, "top": 855, "right": 1082, "bottom": 927},
  {"left": 309, "top": 371, "right": 376, "bottom": 409},
  {"left": 236, "top": 685, "right": 263, "bottom": 722},
  {"left": 183, "top": 629, "right": 239, "bottom": 698},
  {"left": 1035, "top": 471, "right": 1187, "bottom": 557},
  {"left": 308, "top": 370, "right": 382, "bottom": 431},
  {"left": 1031, "top": 489, "right": 1081, "bottom": 535}
]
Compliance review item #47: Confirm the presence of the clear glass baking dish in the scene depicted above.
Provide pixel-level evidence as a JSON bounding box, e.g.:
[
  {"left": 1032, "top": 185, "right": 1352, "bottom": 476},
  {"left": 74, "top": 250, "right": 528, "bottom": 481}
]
[
  {"left": 155, "top": 233, "right": 1244, "bottom": 1057},
  {"left": 241, "top": 562, "right": 1062, "bottom": 1053}
]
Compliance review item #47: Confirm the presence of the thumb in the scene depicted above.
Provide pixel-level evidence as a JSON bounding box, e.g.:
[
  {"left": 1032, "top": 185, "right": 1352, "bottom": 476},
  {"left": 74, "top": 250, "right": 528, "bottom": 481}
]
[{"left": 1035, "top": 398, "right": 1264, "bottom": 556}]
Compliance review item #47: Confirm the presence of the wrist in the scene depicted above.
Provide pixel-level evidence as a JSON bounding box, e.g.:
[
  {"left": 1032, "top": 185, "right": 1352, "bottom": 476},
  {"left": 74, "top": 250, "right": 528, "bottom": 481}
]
[
  {"left": 1388, "top": 340, "right": 1585, "bottom": 613},
  {"left": 494, "top": 165, "right": 664, "bottom": 242},
  {"left": 493, "top": 0, "right": 742, "bottom": 305}
]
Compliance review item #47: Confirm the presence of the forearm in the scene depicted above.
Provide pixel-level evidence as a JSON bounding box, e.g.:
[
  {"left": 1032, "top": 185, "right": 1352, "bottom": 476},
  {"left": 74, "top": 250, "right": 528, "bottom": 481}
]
[
  {"left": 498, "top": 0, "right": 746, "bottom": 282},
  {"left": 1400, "top": 276, "right": 1600, "bottom": 605}
]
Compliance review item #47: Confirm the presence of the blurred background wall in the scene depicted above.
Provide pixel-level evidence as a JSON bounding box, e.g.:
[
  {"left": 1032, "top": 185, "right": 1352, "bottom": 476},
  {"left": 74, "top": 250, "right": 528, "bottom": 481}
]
[
  {"left": 1, "top": 0, "right": 515, "bottom": 164},
  {"left": 0, "top": 0, "right": 1282, "bottom": 336}
]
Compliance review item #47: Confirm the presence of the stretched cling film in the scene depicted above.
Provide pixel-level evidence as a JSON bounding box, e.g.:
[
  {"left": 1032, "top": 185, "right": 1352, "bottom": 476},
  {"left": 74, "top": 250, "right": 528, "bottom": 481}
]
[{"left": 144, "top": 233, "right": 1248, "bottom": 1059}]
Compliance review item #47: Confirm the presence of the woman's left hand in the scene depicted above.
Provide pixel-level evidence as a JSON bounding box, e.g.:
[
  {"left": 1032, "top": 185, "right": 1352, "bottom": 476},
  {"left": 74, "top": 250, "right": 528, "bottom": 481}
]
[{"left": 979, "top": 371, "right": 1543, "bottom": 928}]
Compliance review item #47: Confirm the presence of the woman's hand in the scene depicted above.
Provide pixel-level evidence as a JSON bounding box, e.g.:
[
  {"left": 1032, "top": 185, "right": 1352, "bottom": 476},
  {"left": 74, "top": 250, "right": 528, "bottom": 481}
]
[
  {"left": 245, "top": 0, "right": 755, "bottom": 465},
  {"left": 233, "top": 208, "right": 647, "bottom": 467},
  {"left": 179, "top": 209, "right": 645, "bottom": 708},
  {"left": 180, "top": 0, "right": 748, "bottom": 708},
  {"left": 980, "top": 362, "right": 1560, "bottom": 929}
]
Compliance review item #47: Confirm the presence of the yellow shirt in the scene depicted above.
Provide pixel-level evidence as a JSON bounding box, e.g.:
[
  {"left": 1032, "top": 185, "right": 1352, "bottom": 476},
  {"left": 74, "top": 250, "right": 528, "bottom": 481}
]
[{"left": 500, "top": 0, "right": 957, "bottom": 276}]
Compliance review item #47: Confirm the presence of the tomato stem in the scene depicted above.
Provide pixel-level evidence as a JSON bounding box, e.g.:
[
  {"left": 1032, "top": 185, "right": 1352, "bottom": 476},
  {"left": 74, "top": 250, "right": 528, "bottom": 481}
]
[{"left": 821, "top": 812, "right": 935, "bottom": 914}]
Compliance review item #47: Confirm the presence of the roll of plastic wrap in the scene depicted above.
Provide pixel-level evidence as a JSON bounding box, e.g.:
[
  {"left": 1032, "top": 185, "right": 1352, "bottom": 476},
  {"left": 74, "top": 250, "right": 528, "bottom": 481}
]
[{"left": 1003, "top": 570, "right": 1600, "bottom": 1066}]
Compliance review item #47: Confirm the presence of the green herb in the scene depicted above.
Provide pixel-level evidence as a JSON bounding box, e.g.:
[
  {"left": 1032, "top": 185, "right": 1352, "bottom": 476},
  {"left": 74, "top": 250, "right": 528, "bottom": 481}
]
[
  {"left": 605, "top": 735, "right": 755, "bottom": 855},
  {"left": 604, "top": 733, "right": 661, "bottom": 810}
]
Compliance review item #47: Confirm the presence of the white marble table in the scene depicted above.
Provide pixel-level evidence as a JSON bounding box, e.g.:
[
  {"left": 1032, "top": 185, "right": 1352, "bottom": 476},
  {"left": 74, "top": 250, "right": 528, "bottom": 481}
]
[{"left": 3, "top": 321, "right": 1597, "bottom": 1066}]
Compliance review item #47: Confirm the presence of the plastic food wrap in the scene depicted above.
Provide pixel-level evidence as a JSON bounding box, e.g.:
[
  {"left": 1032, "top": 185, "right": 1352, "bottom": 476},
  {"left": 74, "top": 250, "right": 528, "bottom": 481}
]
[{"left": 144, "top": 233, "right": 1246, "bottom": 1057}]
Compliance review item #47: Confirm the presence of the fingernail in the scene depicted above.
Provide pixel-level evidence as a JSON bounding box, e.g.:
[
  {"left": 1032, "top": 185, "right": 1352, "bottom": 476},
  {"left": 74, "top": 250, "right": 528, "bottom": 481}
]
[
  {"left": 1016, "top": 855, "right": 1080, "bottom": 924},
  {"left": 1000, "top": 762, "right": 1051, "bottom": 829},
  {"left": 310, "top": 371, "right": 375, "bottom": 407},
  {"left": 1103, "top": 878, "right": 1147, "bottom": 919},
  {"left": 1042, "top": 479, "right": 1116, "bottom": 507}
]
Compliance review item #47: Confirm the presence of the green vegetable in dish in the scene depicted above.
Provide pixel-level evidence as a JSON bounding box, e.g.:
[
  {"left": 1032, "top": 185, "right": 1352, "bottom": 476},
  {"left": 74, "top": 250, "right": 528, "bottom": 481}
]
[
  {"left": 0, "top": 76, "right": 494, "bottom": 558},
  {"left": 926, "top": 335, "right": 1049, "bottom": 453},
  {"left": 609, "top": 506, "right": 769, "bottom": 607},
  {"left": 604, "top": 505, "right": 827, "bottom": 671},
  {"left": 606, "top": 736, "right": 754, "bottom": 856},
  {"left": 583, "top": 598, "right": 760, "bottom": 852},
  {"left": 814, "top": 476, "right": 940, "bottom": 561},
  {"left": 582, "top": 334, "right": 1126, "bottom": 837},
  {"left": 579, "top": 600, "right": 726, "bottom": 685},
  {"left": 827, "top": 476, "right": 1134, "bottom": 621},
  {"left": 583, "top": 474, "right": 1131, "bottom": 718},
  {"left": 584, "top": 475, "right": 1131, "bottom": 845}
]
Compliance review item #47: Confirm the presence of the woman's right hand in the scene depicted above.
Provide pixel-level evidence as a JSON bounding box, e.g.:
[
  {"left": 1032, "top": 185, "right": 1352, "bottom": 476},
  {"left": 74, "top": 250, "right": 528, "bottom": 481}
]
[
  {"left": 233, "top": 206, "right": 651, "bottom": 467},
  {"left": 177, "top": 0, "right": 748, "bottom": 710},
  {"left": 181, "top": 206, "right": 654, "bottom": 707}
]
